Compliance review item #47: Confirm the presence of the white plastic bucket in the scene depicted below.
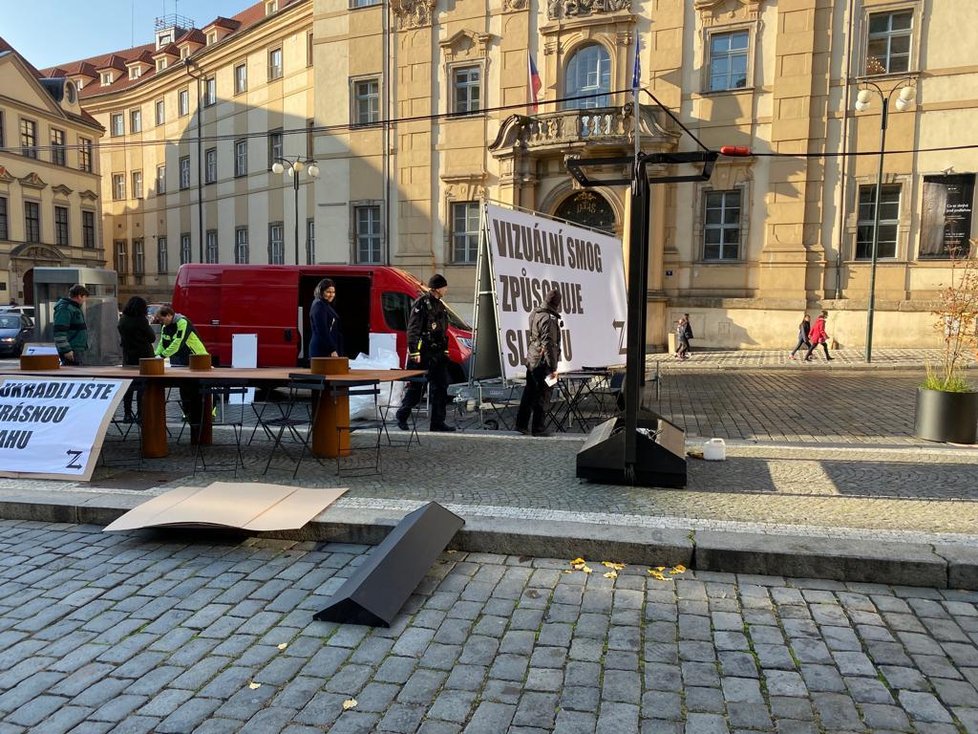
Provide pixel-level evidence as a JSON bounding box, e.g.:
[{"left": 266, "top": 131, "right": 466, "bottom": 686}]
[{"left": 703, "top": 438, "right": 726, "bottom": 461}]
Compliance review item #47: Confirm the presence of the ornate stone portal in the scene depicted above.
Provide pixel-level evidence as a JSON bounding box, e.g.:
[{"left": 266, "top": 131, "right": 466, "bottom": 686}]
[{"left": 391, "top": 0, "right": 436, "bottom": 29}]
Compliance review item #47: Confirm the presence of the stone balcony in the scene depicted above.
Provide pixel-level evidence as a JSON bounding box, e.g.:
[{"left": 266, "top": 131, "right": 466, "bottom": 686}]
[{"left": 489, "top": 103, "right": 680, "bottom": 157}]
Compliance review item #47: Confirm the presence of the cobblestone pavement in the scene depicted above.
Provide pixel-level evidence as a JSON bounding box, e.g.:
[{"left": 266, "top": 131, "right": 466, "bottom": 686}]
[
  {"left": 4, "top": 520, "right": 978, "bottom": 734},
  {"left": 3, "top": 367, "right": 978, "bottom": 544}
]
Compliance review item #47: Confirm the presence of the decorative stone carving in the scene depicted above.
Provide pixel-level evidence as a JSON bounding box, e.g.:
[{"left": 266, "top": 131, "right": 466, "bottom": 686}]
[
  {"left": 0, "top": 166, "right": 14, "bottom": 184},
  {"left": 18, "top": 172, "right": 47, "bottom": 190},
  {"left": 548, "top": 0, "right": 630, "bottom": 20},
  {"left": 440, "top": 30, "right": 493, "bottom": 60},
  {"left": 694, "top": 0, "right": 761, "bottom": 25},
  {"left": 52, "top": 184, "right": 73, "bottom": 197},
  {"left": 391, "top": 0, "right": 436, "bottom": 29},
  {"left": 503, "top": 0, "right": 527, "bottom": 10},
  {"left": 80, "top": 189, "right": 99, "bottom": 201}
]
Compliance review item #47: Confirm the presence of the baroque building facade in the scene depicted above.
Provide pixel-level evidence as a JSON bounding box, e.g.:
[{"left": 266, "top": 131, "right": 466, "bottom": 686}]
[
  {"left": 0, "top": 40, "right": 104, "bottom": 305},
  {"left": 38, "top": 0, "right": 978, "bottom": 349}
]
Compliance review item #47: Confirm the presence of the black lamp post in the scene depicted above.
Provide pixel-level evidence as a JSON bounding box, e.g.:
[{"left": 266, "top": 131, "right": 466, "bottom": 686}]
[
  {"left": 853, "top": 78, "right": 915, "bottom": 363},
  {"left": 272, "top": 156, "right": 320, "bottom": 265},
  {"left": 184, "top": 58, "right": 205, "bottom": 263}
]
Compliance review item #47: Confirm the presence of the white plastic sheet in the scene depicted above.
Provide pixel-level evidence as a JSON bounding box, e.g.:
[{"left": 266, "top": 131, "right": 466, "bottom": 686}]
[{"left": 349, "top": 347, "right": 402, "bottom": 419}]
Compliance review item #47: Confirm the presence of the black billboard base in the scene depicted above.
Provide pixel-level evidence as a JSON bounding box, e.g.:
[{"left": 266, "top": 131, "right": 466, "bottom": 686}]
[
  {"left": 576, "top": 412, "right": 687, "bottom": 488},
  {"left": 313, "top": 502, "right": 464, "bottom": 627}
]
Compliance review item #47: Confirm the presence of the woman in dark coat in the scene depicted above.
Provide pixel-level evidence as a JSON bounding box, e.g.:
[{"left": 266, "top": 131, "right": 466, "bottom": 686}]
[
  {"left": 789, "top": 313, "right": 811, "bottom": 360},
  {"left": 309, "top": 278, "right": 344, "bottom": 358},
  {"left": 117, "top": 296, "right": 157, "bottom": 421}
]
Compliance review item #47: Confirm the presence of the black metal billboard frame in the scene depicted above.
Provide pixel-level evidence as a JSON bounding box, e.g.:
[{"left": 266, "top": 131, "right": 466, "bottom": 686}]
[{"left": 566, "top": 150, "right": 718, "bottom": 483}]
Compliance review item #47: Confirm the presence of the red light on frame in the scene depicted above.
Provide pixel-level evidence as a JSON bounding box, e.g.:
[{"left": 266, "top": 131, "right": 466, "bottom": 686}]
[{"left": 719, "top": 146, "right": 752, "bottom": 157}]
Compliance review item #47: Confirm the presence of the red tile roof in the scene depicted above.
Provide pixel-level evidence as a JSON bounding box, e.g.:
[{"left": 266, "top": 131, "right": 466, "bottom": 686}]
[{"left": 38, "top": 0, "right": 306, "bottom": 100}]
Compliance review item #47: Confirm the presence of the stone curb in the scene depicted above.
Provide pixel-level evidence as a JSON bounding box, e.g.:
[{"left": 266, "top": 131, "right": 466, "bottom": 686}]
[{"left": 1, "top": 491, "right": 975, "bottom": 590}]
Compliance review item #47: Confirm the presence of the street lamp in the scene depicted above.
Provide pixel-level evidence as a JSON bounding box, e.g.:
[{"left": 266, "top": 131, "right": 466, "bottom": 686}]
[
  {"left": 184, "top": 58, "right": 205, "bottom": 263},
  {"left": 271, "top": 156, "right": 320, "bottom": 265},
  {"left": 853, "top": 78, "right": 915, "bottom": 363}
]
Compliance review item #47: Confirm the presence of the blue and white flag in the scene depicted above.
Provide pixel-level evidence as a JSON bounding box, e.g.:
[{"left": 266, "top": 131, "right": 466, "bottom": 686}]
[{"left": 631, "top": 35, "right": 642, "bottom": 91}]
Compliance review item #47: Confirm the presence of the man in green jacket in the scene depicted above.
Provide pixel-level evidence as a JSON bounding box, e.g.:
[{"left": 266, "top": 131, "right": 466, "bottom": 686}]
[{"left": 53, "top": 285, "right": 89, "bottom": 365}]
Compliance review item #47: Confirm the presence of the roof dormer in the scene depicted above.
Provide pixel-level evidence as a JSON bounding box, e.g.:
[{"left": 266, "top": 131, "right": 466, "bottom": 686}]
[
  {"left": 126, "top": 52, "right": 153, "bottom": 81},
  {"left": 202, "top": 17, "right": 240, "bottom": 46},
  {"left": 176, "top": 29, "right": 205, "bottom": 60},
  {"left": 96, "top": 54, "right": 126, "bottom": 87}
]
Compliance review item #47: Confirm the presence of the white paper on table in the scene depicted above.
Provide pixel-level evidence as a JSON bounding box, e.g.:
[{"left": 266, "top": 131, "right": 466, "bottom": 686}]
[{"left": 230, "top": 333, "right": 258, "bottom": 404}]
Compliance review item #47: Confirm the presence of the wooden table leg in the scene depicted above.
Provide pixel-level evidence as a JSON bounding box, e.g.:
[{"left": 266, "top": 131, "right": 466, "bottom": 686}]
[
  {"left": 312, "top": 389, "right": 350, "bottom": 458},
  {"left": 140, "top": 383, "right": 168, "bottom": 458}
]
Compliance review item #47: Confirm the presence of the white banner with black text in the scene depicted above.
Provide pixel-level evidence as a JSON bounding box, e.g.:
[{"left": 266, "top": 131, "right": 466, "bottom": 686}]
[{"left": 0, "top": 377, "right": 128, "bottom": 481}]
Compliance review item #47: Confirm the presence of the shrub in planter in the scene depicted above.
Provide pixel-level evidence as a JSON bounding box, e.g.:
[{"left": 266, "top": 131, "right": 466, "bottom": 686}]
[{"left": 915, "top": 239, "right": 978, "bottom": 443}]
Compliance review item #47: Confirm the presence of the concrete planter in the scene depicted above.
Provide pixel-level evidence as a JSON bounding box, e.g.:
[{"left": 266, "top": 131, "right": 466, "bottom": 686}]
[{"left": 914, "top": 387, "right": 978, "bottom": 444}]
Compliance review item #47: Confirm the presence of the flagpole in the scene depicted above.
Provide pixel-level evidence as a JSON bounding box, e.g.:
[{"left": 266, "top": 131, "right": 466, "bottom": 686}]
[{"left": 632, "top": 34, "right": 641, "bottom": 172}]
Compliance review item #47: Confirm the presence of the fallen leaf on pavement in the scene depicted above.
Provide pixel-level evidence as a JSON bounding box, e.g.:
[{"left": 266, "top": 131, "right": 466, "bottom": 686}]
[
  {"left": 249, "top": 682, "right": 261, "bottom": 690},
  {"left": 342, "top": 698, "right": 358, "bottom": 710},
  {"left": 603, "top": 571, "right": 618, "bottom": 579},
  {"left": 277, "top": 643, "right": 288, "bottom": 650}
]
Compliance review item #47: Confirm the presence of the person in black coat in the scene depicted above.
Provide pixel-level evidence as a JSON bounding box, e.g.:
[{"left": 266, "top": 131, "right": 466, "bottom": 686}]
[
  {"left": 117, "top": 296, "right": 157, "bottom": 421},
  {"left": 395, "top": 274, "right": 455, "bottom": 432},
  {"left": 789, "top": 313, "right": 811, "bottom": 360},
  {"left": 309, "top": 278, "right": 344, "bottom": 358}
]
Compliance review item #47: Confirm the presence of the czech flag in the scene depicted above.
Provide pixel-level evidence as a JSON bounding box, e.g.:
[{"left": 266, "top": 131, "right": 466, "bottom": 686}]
[{"left": 528, "top": 52, "right": 542, "bottom": 113}]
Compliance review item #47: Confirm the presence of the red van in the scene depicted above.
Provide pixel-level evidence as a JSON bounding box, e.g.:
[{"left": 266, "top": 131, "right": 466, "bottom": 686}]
[{"left": 170, "top": 264, "right": 473, "bottom": 382}]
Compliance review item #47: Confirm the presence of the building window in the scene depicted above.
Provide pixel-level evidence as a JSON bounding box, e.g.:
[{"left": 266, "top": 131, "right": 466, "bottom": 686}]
[
  {"left": 205, "top": 148, "right": 217, "bottom": 184},
  {"left": 24, "top": 202, "right": 40, "bottom": 243},
  {"left": 451, "top": 201, "right": 480, "bottom": 263},
  {"left": 234, "top": 139, "right": 248, "bottom": 177},
  {"left": 179, "top": 156, "right": 191, "bottom": 189},
  {"left": 82, "top": 210, "right": 95, "bottom": 248},
  {"left": 234, "top": 63, "right": 247, "bottom": 94},
  {"left": 112, "top": 173, "right": 126, "bottom": 200},
  {"left": 355, "top": 205, "right": 382, "bottom": 264},
  {"left": 452, "top": 66, "right": 481, "bottom": 115},
  {"left": 204, "top": 77, "right": 216, "bottom": 106},
  {"left": 100, "top": 71, "right": 113, "bottom": 86},
  {"left": 155, "top": 99, "right": 165, "bottom": 126},
  {"left": 133, "top": 238, "right": 145, "bottom": 275},
  {"left": 0, "top": 110, "right": 4, "bottom": 149},
  {"left": 350, "top": 0, "right": 381, "bottom": 6},
  {"left": 132, "top": 170, "right": 143, "bottom": 199},
  {"left": 179, "top": 89, "right": 190, "bottom": 116},
  {"left": 115, "top": 240, "right": 129, "bottom": 275},
  {"left": 269, "top": 222, "right": 285, "bottom": 264},
  {"left": 20, "top": 119, "right": 38, "bottom": 158},
  {"left": 79, "top": 138, "right": 93, "bottom": 172},
  {"left": 307, "top": 32, "right": 314, "bottom": 67},
  {"left": 268, "top": 129, "right": 283, "bottom": 167},
  {"left": 54, "top": 206, "right": 69, "bottom": 246},
  {"left": 703, "top": 189, "right": 741, "bottom": 261},
  {"left": 180, "top": 47, "right": 190, "bottom": 60},
  {"left": 157, "top": 236, "right": 168, "bottom": 275},
  {"left": 708, "top": 30, "right": 749, "bottom": 91},
  {"left": 867, "top": 10, "right": 913, "bottom": 75},
  {"left": 110, "top": 113, "right": 124, "bottom": 137},
  {"left": 206, "top": 230, "right": 219, "bottom": 263},
  {"left": 130, "top": 108, "right": 142, "bottom": 133},
  {"left": 268, "top": 47, "right": 283, "bottom": 81},
  {"left": 0, "top": 197, "right": 7, "bottom": 241},
  {"left": 156, "top": 164, "right": 166, "bottom": 195},
  {"left": 206, "top": 31, "right": 217, "bottom": 46},
  {"left": 180, "top": 233, "right": 192, "bottom": 264},
  {"left": 128, "top": 66, "right": 142, "bottom": 80},
  {"left": 856, "top": 184, "right": 901, "bottom": 259},
  {"left": 564, "top": 44, "right": 611, "bottom": 110},
  {"left": 266, "top": 0, "right": 278, "bottom": 14},
  {"left": 352, "top": 78, "right": 380, "bottom": 126},
  {"left": 156, "top": 58, "right": 167, "bottom": 72},
  {"left": 235, "top": 227, "right": 249, "bottom": 263},
  {"left": 306, "top": 219, "right": 315, "bottom": 264},
  {"left": 50, "top": 128, "right": 66, "bottom": 166}
]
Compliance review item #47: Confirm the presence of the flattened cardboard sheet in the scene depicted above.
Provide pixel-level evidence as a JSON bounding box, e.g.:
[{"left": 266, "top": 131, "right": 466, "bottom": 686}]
[{"left": 104, "top": 482, "right": 346, "bottom": 532}]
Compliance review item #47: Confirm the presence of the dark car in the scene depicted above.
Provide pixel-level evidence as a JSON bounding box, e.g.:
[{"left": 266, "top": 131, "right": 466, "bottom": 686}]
[{"left": 0, "top": 313, "right": 34, "bottom": 357}]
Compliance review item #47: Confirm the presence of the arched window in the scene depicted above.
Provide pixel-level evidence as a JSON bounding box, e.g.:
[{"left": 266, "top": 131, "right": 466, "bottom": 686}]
[
  {"left": 564, "top": 43, "right": 611, "bottom": 109},
  {"left": 554, "top": 191, "right": 616, "bottom": 233}
]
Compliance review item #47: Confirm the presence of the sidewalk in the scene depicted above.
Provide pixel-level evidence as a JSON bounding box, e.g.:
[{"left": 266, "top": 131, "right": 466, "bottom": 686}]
[
  {"left": 649, "top": 346, "right": 978, "bottom": 371},
  {"left": 1, "top": 349, "right": 977, "bottom": 588}
]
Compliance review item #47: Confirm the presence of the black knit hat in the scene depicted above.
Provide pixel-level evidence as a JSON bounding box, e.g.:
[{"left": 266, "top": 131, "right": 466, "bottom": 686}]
[
  {"left": 428, "top": 273, "right": 448, "bottom": 289},
  {"left": 545, "top": 288, "right": 562, "bottom": 309}
]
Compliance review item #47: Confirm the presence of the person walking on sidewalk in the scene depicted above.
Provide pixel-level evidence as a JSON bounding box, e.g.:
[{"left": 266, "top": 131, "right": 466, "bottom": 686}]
[
  {"left": 805, "top": 310, "right": 833, "bottom": 361},
  {"left": 683, "top": 313, "right": 694, "bottom": 356},
  {"left": 515, "top": 288, "right": 563, "bottom": 437},
  {"left": 789, "top": 313, "right": 811, "bottom": 360},
  {"left": 396, "top": 274, "right": 456, "bottom": 432},
  {"left": 675, "top": 316, "right": 690, "bottom": 360}
]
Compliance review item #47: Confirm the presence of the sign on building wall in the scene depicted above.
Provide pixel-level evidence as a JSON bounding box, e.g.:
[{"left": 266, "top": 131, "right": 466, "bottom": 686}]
[
  {"left": 478, "top": 203, "right": 627, "bottom": 380},
  {"left": 920, "top": 174, "right": 975, "bottom": 257},
  {"left": 0, "top": 377, "right": 127, "bottom": 481}
]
